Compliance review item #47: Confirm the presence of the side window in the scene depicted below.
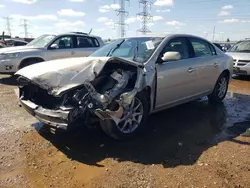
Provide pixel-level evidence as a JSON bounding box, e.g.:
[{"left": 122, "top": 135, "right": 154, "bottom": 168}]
[
  {"left": 162, "top": 37, "right": 189, "bottom": 59},
  {"left": 92, "top": 38, "right": 100, "bottom": 47},
  {"left": 77, "top": 36, "right": 100, "bottom": 48},
  {"left": 209, "top": 44, "right": 217, "bottom": 55},
  {"left": 190, "top": 38, "right": 213, "bottom": 57},
  {"left": 50, "top": 36, "right": 73, "bottom": 49}
]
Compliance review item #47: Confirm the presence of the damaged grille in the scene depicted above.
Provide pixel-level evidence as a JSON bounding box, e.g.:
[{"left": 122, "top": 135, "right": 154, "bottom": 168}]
[{"left": 21, "top": 84, "right": 64, "bottom": 109}]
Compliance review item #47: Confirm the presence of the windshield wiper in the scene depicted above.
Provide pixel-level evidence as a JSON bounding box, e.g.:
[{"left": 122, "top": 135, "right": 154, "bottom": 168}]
[{"left": 106, "top": 39, "right": 125, "bottom": 57}]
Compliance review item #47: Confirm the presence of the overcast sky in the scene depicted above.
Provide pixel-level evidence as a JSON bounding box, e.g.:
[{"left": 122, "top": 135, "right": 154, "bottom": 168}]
[{"left": 0, "top": 0, "right": 249, "bottom": 41}]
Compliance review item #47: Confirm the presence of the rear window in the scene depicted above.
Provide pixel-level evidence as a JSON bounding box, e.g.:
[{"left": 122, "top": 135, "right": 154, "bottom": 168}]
[{"left": 77, "top": 36, "right": 100, "bottom": 48}]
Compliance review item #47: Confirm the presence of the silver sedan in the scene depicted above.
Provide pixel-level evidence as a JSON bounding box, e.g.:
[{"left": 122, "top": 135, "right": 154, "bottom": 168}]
[{"left": 16, "top": 34, "right": 233, "bottom": 139}]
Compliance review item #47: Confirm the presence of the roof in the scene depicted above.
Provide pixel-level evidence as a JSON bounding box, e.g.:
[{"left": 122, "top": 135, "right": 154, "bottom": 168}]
[
  {"left": 57, "top": 32, "right": 101, "bottom": 38},
  {"left": 120, "top": 34, "right": 170, "bottom": 39},
  {"left": 119, "top": 34, "right": 212, "bottom": 40},
  {"left": 35, "top": 32, "right": 101, "bottom": 39}
]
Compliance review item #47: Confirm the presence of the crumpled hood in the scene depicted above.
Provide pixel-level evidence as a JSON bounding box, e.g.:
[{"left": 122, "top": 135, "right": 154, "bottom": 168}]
[
  {"left": 226, "top": 52, "right": 250, "bottom": 61},
  {"left": 0, "top": 46, "right": 42, "bottom": 54},
  {"left": 15, "top": 57, "right": 113, "bottom": 96}
]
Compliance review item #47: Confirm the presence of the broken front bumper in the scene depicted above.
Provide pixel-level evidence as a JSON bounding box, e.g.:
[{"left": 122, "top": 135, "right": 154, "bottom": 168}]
[{"left": 20, "top": 99, "right": 72, "bottom": 130}]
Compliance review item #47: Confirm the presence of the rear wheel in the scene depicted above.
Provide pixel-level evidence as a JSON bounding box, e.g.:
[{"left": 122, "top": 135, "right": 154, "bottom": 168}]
[
  {"left": 208, "top": 73, "right": 229, "bottom": 104},
  {"left": 100, "top": 91, "right": 149, "bottom": 140},
  {"left": 19, "top": 58, "right": 44, "bottom": 69}
]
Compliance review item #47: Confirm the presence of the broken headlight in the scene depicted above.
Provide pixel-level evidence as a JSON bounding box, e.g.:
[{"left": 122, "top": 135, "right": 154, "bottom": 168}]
[{"left": 16, "top": 76, "right": 29, "bottom": 88}]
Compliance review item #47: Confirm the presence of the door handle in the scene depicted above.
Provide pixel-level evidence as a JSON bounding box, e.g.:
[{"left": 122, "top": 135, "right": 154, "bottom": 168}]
[
  {"left": 187, "top": 67, "right": 195, "bottom": 73},
  {"left": 213, "top": 62, "right": 219, "bottom": 67},
  {"left": 71, "top": 51, "right": 75, "bottom": 55}
]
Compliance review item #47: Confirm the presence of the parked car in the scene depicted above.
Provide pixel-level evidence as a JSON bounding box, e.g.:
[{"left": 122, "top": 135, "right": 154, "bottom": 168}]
[
  {"left": 0, "top": 32, "right": 105, "bottom": 74},
  {"left": 4, "top": 39, "right": 28, "bottom": 47},
  {"left": 0, "top": 42, "right": 6, "bottom": 48},
  {"left": 222, "top": 43, "right": 232, "bottom": 52},
  {"left": 226, "top": 39, "right": 250, "bottom": 76},
  {"left": 15, "top": 34, "right": 233, "bottom": 139},
  {"left": 213, "top": 43, "right": 223, "bottom": 51}
]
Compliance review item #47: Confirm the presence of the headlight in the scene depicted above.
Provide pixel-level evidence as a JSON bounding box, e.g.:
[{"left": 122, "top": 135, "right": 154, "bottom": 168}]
[
  {"left": 0, "top": 53, "right": 20, "bottom": 59},
  {"left": 6, "top": 53, "right": 20, "bottom": 59}
]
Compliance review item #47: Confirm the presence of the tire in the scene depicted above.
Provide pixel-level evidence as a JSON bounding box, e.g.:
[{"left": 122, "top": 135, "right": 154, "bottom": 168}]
[
  {"left": 100, "top": 91, "right": 149, "bottom": 140},
  {"left": 208, "top": 72, "right": 229, "bottom": 104},
  {"left": 19, "top": 58, "right": 43, "bottom": 69}
]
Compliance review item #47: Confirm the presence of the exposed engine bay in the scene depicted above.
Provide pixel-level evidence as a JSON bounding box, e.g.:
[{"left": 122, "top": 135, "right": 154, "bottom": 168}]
[{"left": 16, "top": 57, "right": 148, "bottom": 132}]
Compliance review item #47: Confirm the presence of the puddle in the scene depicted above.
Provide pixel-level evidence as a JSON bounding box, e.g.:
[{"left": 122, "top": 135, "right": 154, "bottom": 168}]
[
  {"left": 210, "top": 92, "right": 250, "bottom": 143},
  {"left": 228, "top": 121, "right": 250, "bottom": 137}
]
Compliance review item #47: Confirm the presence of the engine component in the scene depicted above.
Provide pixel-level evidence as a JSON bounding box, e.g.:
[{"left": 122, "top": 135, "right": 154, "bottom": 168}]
[{"left": 94, "top": 103, "right": 124, "bottom": 125}]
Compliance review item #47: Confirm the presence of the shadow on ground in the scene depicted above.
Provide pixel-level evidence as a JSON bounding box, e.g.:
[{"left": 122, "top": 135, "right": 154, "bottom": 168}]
[
  {"left": 232, "top": 75, "right": 250, "bottom": 81},
  {"left": 0, "top": 75, "right": 18, "bottom": 85},
  {"left": 34, "top": 93, "right": 250, "bottom": 168}
]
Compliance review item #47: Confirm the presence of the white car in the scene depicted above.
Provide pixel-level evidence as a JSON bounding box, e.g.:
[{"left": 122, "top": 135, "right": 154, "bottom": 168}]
[
  {"left": 0, "top": 32, "right": 105, "bottom": 74},
  {"left": 226, "top": 39, "right": 250, "bottom": 75}
]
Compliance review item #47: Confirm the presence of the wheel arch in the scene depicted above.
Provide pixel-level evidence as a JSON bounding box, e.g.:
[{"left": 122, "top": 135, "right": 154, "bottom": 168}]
[
  {"left": 19, "top": 57, "right": 45, "bottom": 69},
  {"left": 140, "top": 86, "right": 151, "bottom": 113},
  {"left": 221, "top": 69, "right": 230, "bottom": 79}
]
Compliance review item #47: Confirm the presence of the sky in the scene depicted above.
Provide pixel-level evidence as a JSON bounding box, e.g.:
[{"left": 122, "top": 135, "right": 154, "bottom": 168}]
[{"left": 0, "top": 0, "right": 249, "bottom": 41}]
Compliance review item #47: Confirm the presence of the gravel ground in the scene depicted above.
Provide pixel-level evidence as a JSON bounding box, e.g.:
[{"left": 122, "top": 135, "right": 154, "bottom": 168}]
[{"left": 0, "top": 74, "right": 249, "bottom": 188}]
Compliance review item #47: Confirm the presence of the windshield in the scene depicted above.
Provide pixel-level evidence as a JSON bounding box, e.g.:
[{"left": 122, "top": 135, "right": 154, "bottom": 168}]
[
  {"left": 90, "top": 37, "right": 164, "bottom": 63},
  {"left": 26, "top": 34, "right": 56, "bottom": 47},
  {"left": 228, "top": 40, "right": 250, "bottom": 53}
]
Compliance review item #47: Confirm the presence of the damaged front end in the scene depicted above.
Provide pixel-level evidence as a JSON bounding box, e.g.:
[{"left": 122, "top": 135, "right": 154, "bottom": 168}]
[{"left": 17, "top": 57, "right": 147, "bottom": 132}]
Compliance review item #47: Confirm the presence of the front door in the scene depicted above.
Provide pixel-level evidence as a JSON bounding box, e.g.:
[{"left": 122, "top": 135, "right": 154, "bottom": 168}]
[
  {"left": 155, "top": 37, "right": 201, "bottom": 110},
  {"left": 46, "top": 36, "right": 76, "bottom": 60}
]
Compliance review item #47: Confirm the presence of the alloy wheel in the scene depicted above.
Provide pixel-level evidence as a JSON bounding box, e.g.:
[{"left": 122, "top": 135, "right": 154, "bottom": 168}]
[
  {"left": 217, "top": 77, "right": 228, "bottom": 98},
  {"left": 116, "top": 97, "right": 143, "bottom": 134}
]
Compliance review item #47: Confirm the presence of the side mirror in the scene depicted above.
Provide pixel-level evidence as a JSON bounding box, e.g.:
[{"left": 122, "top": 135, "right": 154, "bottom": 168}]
[
  {"left": 50, "top": 44, "right": 59, "bottom": 49},
  {"left": 161, "top": 51, "right": 181, "bottom": 62}
]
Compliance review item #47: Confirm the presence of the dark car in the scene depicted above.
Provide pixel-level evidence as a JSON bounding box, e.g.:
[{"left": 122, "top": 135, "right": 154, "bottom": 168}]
[
  {"left": 4, "top": 39, "right": 28, "bottom": 47},
  {"left": 0, "top": 42, "right": 6, "bottom": 48},
  {"left": 213, "top": 43, "right": 223, "bottom": 51},
  {"left": 222, "top": 43, "right": 232, "bottom": 52}
]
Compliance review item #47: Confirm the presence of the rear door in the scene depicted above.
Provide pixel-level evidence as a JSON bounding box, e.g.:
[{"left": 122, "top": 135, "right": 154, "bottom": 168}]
[
  {"left": 155, "top": 37, "right": 201, "bottom": 109},
  {"left": 46, "top": 35, "right": 76, "bottom": 60},
  {"left": 74, "top": 36, "right": 101, "bottom": 57},
  {"left": 188, "top": 37, "right": 221, "bottom": 93}
]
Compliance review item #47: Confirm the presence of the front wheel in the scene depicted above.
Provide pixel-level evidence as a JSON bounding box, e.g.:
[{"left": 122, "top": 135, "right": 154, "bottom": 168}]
[
  {"left": 100, "top": 91, "right": 149, "bottom": 140},
  {"left": 208, "top": 73, "right": 229, "bottom": 104}
]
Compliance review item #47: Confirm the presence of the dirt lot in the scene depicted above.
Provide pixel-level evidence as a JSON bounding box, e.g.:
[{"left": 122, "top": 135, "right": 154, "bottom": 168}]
[{"left": 0, "top": 74, "right": 249, "bottom": 188}]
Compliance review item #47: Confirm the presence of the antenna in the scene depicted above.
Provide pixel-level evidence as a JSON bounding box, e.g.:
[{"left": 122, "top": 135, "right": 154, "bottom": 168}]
[
  {"left": 20, "top": 19, "right": 30, "bottom": 38},
  {"left": 115, "top": 0, "right": 130, "bottom": 37},
  {"left": 137, "top": 0, "right": 153, "bottom": 34},
  {"left": 89, "top": 28, "right": 93, "bottom": 35},
  {"left": 2, "top": 17, "right": 12, "bottom": 37}
]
